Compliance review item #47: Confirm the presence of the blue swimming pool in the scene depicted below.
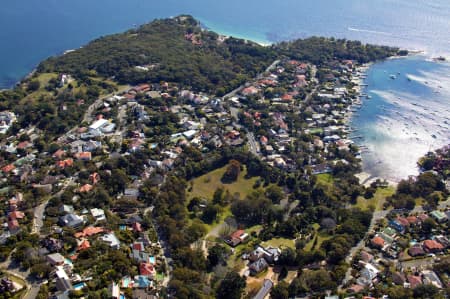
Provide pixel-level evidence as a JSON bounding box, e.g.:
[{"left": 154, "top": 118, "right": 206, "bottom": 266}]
[{"left": 73, "top": 282, "right": 87, "bottom": 290}]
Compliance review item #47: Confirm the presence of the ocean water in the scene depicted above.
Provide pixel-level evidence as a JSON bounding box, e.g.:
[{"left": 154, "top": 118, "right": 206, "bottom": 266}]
[
  {"left": 351, "top": 56, "right": 450, "bottom": 181},
  {"left": 0, "top": 0, "right": 449, "bottom": 180},
  {"left": 1, "top": 0, "right": 450, "bottom": 88}
]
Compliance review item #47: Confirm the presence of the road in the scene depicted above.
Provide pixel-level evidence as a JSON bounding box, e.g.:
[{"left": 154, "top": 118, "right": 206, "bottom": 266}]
[
  {"left": 82, "top": 85, "right": 131, "bottom": 123},
  {"left": 338, "top": 209, "right": 389, "bottom": 290},
  {"left": 0, "top": 251, "right": 41, "bottom": 299},
  {"left": 222, "top": 59, "right": 280, "bottom": 100},
  {"left": 247, "top": 132, "right": 260, "bottom": 156}
]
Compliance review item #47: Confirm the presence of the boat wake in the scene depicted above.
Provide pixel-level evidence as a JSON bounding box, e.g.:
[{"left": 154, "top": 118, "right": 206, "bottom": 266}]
[{"left": 348, "top": 27, "right": 392, "bottom": 36}]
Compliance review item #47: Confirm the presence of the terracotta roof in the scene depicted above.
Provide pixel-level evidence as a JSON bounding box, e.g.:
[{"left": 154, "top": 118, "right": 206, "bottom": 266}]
[
  {"left": 79, "top": 184, "right": 93, "bottom": 193},
  {"left": 406, "top": 216, "right": 418, "bottom": 224},
  {"left": 2, "top": 164, "right": 15, "bottom": 173},
  {"left": 407, "top": 275, "right": 422, "bottom": 288},
  {"left": 75, "top": 152, "right": 92, "bottom": 160},
  {"left": 423, "top": 240, "right": 444, "bottom": 251},
  {"left": 396, "top": 216, "right": 410, "bottom": 227},
  {"left": 75, "top": 226, "right": 105, "bottom": 238},
  {"left": 9, "top": 211, "right": 25, "bottom": 220},
  {"left": 371, "top": 236, "right": 385, "bottom": 248},
  {"left": 133, "top": 242, "right": 145, "bottom": 251},
  {"left": 77, "top": 239, "right": 91, "bottom": 251},
  {"left": 230, "top": 230, "right": 245, "bottom": 239},
  {"left": 132, "top": 222, "right": 143, "bottom": 233},
  {"left": 139, "top": 262, "right": 154, "bottom": 276}
]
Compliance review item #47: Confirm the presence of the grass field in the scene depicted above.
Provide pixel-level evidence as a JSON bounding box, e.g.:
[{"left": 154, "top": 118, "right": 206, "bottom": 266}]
[
  {"left": 304, "top": 223, "right": 331, "bottom": 251},
  {"left": 354, "top": 186, "right": 395, "bottom": 211},
  {"left": 187, "top": 165, "right": 261, "bottom": 200},
  {"left": 261, "top": 237, "right": 295, "bottom": 250}
]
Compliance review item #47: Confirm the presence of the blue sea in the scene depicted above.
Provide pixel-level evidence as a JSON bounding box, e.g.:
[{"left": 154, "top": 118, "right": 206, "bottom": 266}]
[{"left": 0, "top": 0, "right": 449, "bottom": 180}]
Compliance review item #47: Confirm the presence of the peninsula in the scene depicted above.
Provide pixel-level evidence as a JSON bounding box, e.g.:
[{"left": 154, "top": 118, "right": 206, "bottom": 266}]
[{"left": 0, "top": 15, "right": 448, "bottom": 299}]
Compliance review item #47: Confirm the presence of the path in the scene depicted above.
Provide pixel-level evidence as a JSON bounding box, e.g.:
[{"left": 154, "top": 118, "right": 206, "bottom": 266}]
[{"left": 338, "top": 209, "right": 389, "bottom": 290}]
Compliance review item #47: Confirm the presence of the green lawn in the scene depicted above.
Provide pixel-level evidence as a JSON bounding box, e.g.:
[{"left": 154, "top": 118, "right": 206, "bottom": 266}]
[
  {"left": 316, "top": 173, "right": 334, "bottom": 186},
  {"left": 354, "top": 186, "right": 395, "bottom": 211},
  {"left": 261, "top": 237, "right": 295, "bottom": 249},
  {"left": 187, "top": 165, "right": 261, "bottom": 200},
  {"left": 304, "top": 223, "right": 331, "bottom": 251}
]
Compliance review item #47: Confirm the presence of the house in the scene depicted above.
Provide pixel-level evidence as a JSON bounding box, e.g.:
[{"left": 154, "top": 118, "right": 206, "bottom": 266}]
[
  {"left": 422, "top": 270, "right": 443, "bottom": 289},
  {"left": 60, "top": 214, "right": 84, "bottom": 228},
  {"left": 225, "top": 230, "right": 249, "bottom": 247},
  {"left": 249, "top": 258, "right": 269, "bottom": 276},
  {"left": 74, "top": 226, "right": 105, "bottom": 238},
  {"left": 42, "top": 237, "right": 63, "bottom": 252},
  {"left": 90, "top": 208, "right": 106, "bottom": 221},
  {"left": 0, "top": 278, "right": 14, "bottom": 293},
  {"left": 78, "top": 184, "right": 93, "bottom": 193},
  {"left": 57, "top": 159, "right": 73, "bottom": 169},
  {"left": 59, "top": 205, "right": 74, "bottom": 214},
  {"left": 408, "top": 245, "right": 425, "bottom": 257},
  {"left": 74, "top": 152, "right": 92, "bottom": 161},
  {"left": 101, "top": 233, "right": 121, "bottom": 249},
  {"left": 47, "top": 253, "right": 65, "bottom": 266},
  {"left": 55, "top": 277, "right": 73, "bottom": 293},
  {"left": 2, "top": 164, "right": 15, "bottom": 173},
  {"left": 407, "top": 275, "right": 422, "bottom": 288},
  {"left": 8, "top": 219, "right": 20, "bottom": 233},
  {"left": 89, "top": 172, "right": 100, "bottom": 184},
  {"left": 347, "top": 284, "right": 364, "bottom": 294},
  {"left": 249, "top": 246, "right": 281, "bottom": 264},
  {"left": 77, "top": 239, "right": 91, "bottom": 251},
  {"left": 134, "top": 275, "right": 152, "bottom": 288},
  {"left": 392, "top": 272, "right": 406, "bottom": 286},
  {"left": 253, "top": 279, "right": 273, "bottom": 299},
  {"left": 360, "top": 263, "right": 379, "bottom": 281},
  {"left": 124, "top": 188, "right": 140, "bottom": 201},
  {"left": 139, "top": 262, "right": 155, "bottom": 278},
  {"left": 389, "top": 219, "right": 406, "bottom": 233},
  {"left": 52, "top": 149, "right": 66, "bottom": 159},
  {"left": 371, "top": 236, "right": 385, "bottom": 249},
  {"left": 360, "top": 251, "right": 374, "bottom": 263},
  {"left": 430, "top": 210, "right": 447, "bottom": 223},
  {"left": 109, "top": 282, "right": 121, "bottom": 299},
  {"left": 131, "top": 242, "right": 150, "bottom": 262},
  {"left": 423, "top": 239, "right": 444, "bottom": 253}
]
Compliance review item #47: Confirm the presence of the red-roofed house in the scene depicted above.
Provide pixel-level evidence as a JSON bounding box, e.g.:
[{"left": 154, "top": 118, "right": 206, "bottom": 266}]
[
  {"left": 52, "top": 149, "right": 66, "bottom": 159},
  {"left": 407, "top": 275, "right": 422, "bottom": 288},
  {"left": 406, "top": 216, "right": 418, "bottom": 225},
  {"left": 225, "top": 230, "right": 249, "bottom": 247},
  {"left": 132, "top": 222, "right": 143, "bottom": 233},
  {"left": 17, "top": 141, "right": 31, "bottom": 150},
  {"left": 423, "top": 240, "right": 444, "bottom": 253},
  {"left": 77, "top": 239, "right": 91, "bottom": 251},
  {"left": 75, "top": 152, "right": 92, "bottom": 161},
  {"left": 8, "top": 219, "right": 20, "bottom": 233},
  {"left": 2, "top": 164, "right": 15, "bottom": 173},
  {"left": 396, "top": 216, "right": 410, "bottom": 228},
  {"left": 57, "top": 159, "right": 73, "bottom": 169},
  {"left": 371, "top": 236, "right": 385, "bottom": 249},
  {"left": 75, "top": 226, "right": 105, "bottom": 238},
  {"left": 89, "top": 173, "right": 100, "bottom": 185},
  {"left": 281, "top": 94, "right": 293, "bottom": 101},
  {"left": 139, "top": 262, "right": 155, "bottom": 278},
  {"left": 260, "top": 136, "right": 268, "bottom": 145},
  {"left": 79, "top": 184, "right": 93, "bottom": 193},
  {"left": 9, "top": 211, "right": 25, "bottom": 220}
]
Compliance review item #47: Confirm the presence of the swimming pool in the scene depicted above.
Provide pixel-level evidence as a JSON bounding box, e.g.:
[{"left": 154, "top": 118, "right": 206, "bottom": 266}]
[{"left": 73, "top": 282, "right": 87, "bottom": 290}]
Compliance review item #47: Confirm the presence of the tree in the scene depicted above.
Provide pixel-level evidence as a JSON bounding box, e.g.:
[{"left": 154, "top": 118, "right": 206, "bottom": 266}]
[
  {"left": 27, "top": 79, "right": 41, "bottom": 92},
  {"left": 271, "top": 281, "right": 289, "bottom": 299},
  {"left": 216, "top": 271, "right": 246, "bottom": 299},
  {"left": 266, "top": 185, "right": 284, "bottom": 204},
  {"left": 222, "top": 159, "right": 241, "bottom": 183},
  {"left": 207, "top": 244, "right": 229, "bottom": 269}
]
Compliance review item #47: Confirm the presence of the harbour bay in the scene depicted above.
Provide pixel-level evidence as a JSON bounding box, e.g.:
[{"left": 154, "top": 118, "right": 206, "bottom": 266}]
[{"left": 0, "top": 0, "right": 449, "bottom": 181}]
